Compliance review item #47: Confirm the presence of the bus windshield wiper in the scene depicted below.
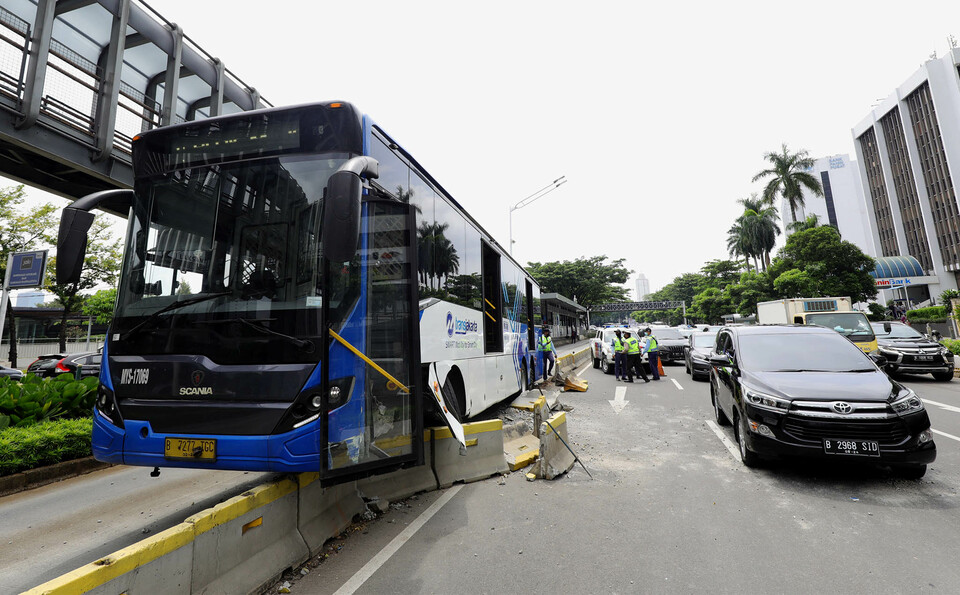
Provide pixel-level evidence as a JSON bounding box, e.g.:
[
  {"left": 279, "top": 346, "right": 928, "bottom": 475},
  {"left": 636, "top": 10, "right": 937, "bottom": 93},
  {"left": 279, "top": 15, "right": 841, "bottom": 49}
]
[
  {"left": 124, "top": 291, "right": 231, "bottom": 339},
  {"left": 196, "top": 317, "right": 315, "bottom": 352}
]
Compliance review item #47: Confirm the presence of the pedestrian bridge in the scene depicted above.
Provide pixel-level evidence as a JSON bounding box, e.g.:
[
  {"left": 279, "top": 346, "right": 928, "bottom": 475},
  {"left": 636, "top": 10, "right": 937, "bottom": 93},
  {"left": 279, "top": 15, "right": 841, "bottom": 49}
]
[{"left": 0, "top": 0, "right": 269, "bottom": 201}]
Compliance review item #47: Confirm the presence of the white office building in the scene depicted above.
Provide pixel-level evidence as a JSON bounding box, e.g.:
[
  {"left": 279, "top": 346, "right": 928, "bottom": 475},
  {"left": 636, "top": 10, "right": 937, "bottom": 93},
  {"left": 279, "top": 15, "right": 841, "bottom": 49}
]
[
  {"left": 781, "top": 154, "right": 874, "bottom": 257},
  {"left": 635, "top": 274, "right": 650, "bottom": 301},
  {"left": 852, "top": 49, "right": 960, "bottom": 306}
]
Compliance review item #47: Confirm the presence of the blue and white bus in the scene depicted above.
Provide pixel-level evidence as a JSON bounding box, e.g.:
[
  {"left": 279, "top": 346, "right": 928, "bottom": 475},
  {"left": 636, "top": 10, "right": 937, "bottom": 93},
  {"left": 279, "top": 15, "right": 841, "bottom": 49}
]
[{"left": 57, "top": 101, "right": 543, "bottom": 485}]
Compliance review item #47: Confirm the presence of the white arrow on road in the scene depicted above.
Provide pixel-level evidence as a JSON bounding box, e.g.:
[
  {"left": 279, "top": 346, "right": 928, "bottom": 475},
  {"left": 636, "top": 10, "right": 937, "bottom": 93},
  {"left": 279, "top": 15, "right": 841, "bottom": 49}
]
[{"left": 608, "top": 386, "right": 628, "bottom": 414}]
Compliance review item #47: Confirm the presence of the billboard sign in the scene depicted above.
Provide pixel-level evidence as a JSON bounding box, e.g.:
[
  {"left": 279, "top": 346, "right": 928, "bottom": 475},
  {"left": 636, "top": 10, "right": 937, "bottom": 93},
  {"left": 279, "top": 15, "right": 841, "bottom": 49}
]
[{"left": 7, "top": 250, "right": 48, "bottom": 289}]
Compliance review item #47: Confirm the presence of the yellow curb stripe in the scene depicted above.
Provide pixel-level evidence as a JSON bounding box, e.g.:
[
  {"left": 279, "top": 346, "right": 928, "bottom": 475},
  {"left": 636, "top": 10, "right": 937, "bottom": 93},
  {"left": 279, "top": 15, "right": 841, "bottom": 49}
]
[
  {"left": 428, "top": 419, "right": 502, "bottom": 440},
  {"left": 541, "top": 411, "right": 567, "bottom": 435},
  {"left": 24, "top": 523, "right": 195, "bottom": 595},
  {"left": 186, "top": 478, "right": 298, "bottom": 535},
  {"left": 508, "top": 449, "right": 539, "bottom": 471}
]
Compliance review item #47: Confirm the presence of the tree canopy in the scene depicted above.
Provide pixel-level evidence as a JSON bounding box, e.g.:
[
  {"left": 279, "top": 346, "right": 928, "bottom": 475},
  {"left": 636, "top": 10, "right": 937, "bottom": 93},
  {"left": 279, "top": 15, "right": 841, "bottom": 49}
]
[{"left": 526, "top": 256, "right": 631, "bottom": 307}]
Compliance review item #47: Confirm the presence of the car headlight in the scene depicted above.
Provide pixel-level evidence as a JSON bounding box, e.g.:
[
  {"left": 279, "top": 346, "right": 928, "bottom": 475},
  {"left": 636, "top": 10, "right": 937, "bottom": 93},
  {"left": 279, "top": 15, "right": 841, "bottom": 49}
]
[
  {"left": 744, "top": 388, "right": 791, "bottom": 412},
  {"left": 891, "top": 389, "right": 924, "bottom": 415},
  {"left": 879, "top": 346, "right": 901, "bottom": 355},
  {"left": 940, "top": 348, "right": 954, "bottom": 358}
]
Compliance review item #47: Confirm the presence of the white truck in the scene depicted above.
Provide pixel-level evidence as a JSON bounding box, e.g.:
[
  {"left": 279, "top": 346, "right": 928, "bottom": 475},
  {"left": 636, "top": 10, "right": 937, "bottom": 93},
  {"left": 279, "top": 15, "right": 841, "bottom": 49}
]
[{"left": 756, "top": 297, "right": 878, "bottom": 353}]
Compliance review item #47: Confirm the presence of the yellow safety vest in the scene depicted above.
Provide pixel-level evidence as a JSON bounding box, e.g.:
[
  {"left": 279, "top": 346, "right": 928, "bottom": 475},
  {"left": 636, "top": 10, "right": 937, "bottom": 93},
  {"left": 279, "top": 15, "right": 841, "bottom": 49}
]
[
  {"left": 625, "top": 337, "right": 640, "bottom": 354},
  {"left": 613, "top": 337, "right": 623, "bottom": 352},
  {"left": 647, "top": 336, "right": 659, "bottom": 352},
  {"left": 538, "top": 336, "right": 553, "bottom": 352}
]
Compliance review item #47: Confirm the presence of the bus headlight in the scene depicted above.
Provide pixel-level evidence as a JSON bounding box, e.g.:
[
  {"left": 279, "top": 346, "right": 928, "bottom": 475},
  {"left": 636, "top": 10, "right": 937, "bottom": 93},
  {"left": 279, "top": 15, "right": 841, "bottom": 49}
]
[{"left": 95, "top": 386, "right": 124, "bottom": 428}]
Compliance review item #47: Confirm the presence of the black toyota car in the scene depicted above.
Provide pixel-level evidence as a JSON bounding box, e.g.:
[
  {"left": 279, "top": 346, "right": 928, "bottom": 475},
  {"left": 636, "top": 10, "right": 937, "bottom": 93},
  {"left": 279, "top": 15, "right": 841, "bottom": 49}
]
[
  {"left": 710, "top": 325, "right": 936, "bottom": 478},
  {"left": 872, "top": 321, "right": 954, "bottom": 381},
  {"left": 684, "top": 331, "right": 717, "bottom": 380}
]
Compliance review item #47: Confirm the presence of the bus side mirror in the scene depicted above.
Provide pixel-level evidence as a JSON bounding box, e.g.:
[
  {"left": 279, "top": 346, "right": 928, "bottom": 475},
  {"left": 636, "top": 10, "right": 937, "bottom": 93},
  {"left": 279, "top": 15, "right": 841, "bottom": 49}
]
[
  {"left": 56, "top": 208, "right": 95, "bottom": 285},
  {"left": 57, "top": 189, "right": 134, "bottom": 285},
  {"left": 321, "top": 157, "right": 378, "bottom": 263}
]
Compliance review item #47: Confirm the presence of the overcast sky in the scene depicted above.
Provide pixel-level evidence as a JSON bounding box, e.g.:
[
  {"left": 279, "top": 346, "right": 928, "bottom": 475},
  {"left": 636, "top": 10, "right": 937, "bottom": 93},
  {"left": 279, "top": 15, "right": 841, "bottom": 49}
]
[{"left": 12, "top": 0, "right": 960, "bottom": 295}]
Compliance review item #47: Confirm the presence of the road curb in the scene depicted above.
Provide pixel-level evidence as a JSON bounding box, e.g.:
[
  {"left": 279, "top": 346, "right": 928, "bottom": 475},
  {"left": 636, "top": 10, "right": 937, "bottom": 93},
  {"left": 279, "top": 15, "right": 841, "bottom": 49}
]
[{"left": 0, "top": 456, "right": 113, "bottom": 497}]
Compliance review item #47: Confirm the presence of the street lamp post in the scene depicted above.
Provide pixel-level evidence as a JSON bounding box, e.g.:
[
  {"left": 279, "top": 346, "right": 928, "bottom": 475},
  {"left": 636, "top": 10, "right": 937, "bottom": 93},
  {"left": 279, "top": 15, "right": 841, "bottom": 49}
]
[{"left": 509, "top": 176, "right": 567, "bottom": 256}]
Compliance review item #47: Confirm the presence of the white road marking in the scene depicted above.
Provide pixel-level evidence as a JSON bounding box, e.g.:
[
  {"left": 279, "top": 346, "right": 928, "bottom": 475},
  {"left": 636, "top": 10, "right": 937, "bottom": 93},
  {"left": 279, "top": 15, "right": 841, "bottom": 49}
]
[
  {"left": 609, "top": 386, "right": 628, "bottom": 414},
  {"left": 706, "top": 420, "right": 741, "bottom": 461},
  {"left": 932, "top": 429, "right": 960, "bottom": 443},
  {"left": 671, "top": 378, "right": 683, "bottom": 391},
  {"left": 921, "top": 398, "right": 960, "bottom": 414},
  {"left": 334, "top": 484, "right": 463, "bottom": 595},
  {"left": 575, "top": 361, "right": 591, "bottom": 377}
]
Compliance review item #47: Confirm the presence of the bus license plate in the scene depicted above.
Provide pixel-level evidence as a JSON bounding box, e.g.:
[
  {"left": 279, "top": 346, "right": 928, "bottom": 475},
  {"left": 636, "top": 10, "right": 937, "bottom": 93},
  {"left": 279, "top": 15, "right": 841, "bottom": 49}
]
[
  {"left": 823, "top": 439, "right": 879, "bottom": 457},
  {"left": 164, "top": 437, "right": 216, "bottom": 461}
]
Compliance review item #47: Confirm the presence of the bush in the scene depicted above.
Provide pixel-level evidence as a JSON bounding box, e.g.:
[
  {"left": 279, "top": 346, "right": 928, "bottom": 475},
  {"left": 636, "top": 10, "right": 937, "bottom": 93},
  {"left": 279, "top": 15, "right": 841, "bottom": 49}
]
[
  {"left": 0, "top": 374, "right": 99, "bottom": 430},
  {"left": 867, "top": 302, "right": 889, "bottom": 321},
  {"left": 906, "top": 306, "right": 947, "bottom": 323},
  {"left": 940, "top": 290, "right": 960, "bottom": 314},
  {"left": 0, "top": 417, "right": 93, "bottom": 476},
  {"left": 941, "top": 338, "right": 960, "bottom": 356}
]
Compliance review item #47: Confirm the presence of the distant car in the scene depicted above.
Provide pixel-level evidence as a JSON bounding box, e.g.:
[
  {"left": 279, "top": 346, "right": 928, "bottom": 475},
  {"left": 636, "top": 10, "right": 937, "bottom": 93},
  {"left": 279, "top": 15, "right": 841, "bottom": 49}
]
[
  {"left": 872, "top": 321, "right": 954, "bottom": 381},
  {"left": 647, "top": 326, "right": 687, "bottom": 364},
  {"left": 709, "top": 324, "right": 936, "bottom": 478},
  {"left": 591, "top": 327, "right": 647, "bottom": 374},
  {"left": 684, "top": 331, "right": 717, "bottom": 380},
  {"left": 56, "top": 352, "right": 102, "bottom": 379},
  {"left": 26, "top": 353, "right": 67, "bottom": 378},
  {"left": 0, "top": 365, "right": 23, "bottom": 381}
]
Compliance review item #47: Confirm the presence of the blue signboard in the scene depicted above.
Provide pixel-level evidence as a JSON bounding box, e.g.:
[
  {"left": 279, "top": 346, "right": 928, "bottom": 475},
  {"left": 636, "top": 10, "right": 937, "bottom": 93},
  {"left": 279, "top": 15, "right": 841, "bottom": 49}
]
[{"left": 8, "top": 250, "right": 48, "bottom": 289}]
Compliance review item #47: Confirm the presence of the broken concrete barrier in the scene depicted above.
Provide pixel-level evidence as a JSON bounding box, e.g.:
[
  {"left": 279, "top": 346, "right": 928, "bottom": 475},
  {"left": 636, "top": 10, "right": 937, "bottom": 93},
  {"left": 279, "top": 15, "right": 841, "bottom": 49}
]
[{"left": 538, "top": 411, "right": 575, "bottom": 480}]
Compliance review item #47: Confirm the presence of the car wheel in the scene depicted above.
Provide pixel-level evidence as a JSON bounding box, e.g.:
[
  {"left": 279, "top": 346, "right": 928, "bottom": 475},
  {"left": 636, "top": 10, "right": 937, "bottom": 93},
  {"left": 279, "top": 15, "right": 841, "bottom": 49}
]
[
  {"left": 932, "top": 370, "right": 954, "bottom": 382},
  {"left": 711, "top": 384, "right": 729, "bottom": 426},
  {"left": 896, "top": 464, "right": 927, "bottom": 479},
  {"left": 593, "top": 356, "right": 600, "bottom": 369},
  {"left": 734, "top": 412, "right": 760, "bottom": 468},
  {"left": 601, "top": 355, "right": 613, "bottom": 375}
]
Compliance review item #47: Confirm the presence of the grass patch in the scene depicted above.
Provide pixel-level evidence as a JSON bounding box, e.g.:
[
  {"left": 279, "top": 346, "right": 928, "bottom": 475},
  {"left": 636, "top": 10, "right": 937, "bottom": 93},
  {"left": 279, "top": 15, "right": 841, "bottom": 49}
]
[{"left": 0, "top": 417, "right": 93, "bottom": 476}]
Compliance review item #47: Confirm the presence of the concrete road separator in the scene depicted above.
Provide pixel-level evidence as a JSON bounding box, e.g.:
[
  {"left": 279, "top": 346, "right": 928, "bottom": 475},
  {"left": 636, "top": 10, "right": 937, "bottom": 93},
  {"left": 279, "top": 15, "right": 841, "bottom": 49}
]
[{"left": 536, "top": 411, "right": 576, "bottom": 480}]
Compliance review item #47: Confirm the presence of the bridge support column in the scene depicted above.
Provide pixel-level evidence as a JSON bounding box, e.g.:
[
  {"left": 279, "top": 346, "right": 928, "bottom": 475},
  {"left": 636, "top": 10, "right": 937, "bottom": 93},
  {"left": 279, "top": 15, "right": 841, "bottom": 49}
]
[
  {"left": 160, "top": 23, "right": 183, "bottom": 126},
  {"left": 17, "top": 0, "right": 56, "bottom": 130},
  {"left": 93, "top": 0, "right": 131, "bottom": 161}
]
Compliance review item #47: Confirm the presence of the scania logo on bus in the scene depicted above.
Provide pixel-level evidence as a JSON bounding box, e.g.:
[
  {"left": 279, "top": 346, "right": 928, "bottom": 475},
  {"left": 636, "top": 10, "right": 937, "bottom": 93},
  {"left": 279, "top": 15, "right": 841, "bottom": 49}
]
[
  {"left": 446, "top": 311, "right": 478, "bottom": 337},
  {"left": 179, "top": 370, "right": 213, "bottom": 396}
]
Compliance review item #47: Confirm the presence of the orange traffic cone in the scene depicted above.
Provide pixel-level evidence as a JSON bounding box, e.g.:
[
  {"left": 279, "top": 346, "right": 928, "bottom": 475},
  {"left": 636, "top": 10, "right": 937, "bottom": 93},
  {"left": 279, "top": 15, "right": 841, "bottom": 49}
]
[{"left": 657, "top": 357, "right": 666, "bottom": 377}]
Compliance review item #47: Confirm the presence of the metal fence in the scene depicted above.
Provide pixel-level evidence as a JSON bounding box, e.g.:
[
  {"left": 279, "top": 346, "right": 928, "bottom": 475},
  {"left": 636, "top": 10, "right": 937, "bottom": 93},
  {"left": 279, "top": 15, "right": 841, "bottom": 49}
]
[{"left": 0, "top": 339, "right": 104, "bottom": 368}]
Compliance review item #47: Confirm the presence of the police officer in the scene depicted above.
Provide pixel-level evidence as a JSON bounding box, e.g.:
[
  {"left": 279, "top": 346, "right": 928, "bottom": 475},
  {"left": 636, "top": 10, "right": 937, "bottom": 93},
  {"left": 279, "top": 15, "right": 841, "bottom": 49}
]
[
  {"left": 538, "top": 327, "right": 558, "bottom": 381},
  {"left": 622, "top": 331, "right": 649, "bottom": 383},
  {"left": 613, "top": 329, "right": 625, "bottom": 380},
  {"left": 642, "top": 327, "right": 660, "bottom": 381}
]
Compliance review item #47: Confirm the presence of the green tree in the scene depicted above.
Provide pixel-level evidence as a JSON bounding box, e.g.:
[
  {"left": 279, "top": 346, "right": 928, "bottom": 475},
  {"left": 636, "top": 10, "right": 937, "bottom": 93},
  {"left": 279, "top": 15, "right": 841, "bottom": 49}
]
[
  {"left": 737, "top": 195, "right": 781, "bottom": 270},
  {"left": 691, "top": 287, "right": 734, "bottom": 324},
  {"left": 726, "top": 218, "right": 756, "bottom": 272},
  {"left": 0, "top": 185, "right": 58, "bottom": 366},
  {"left": 752, "top": 144, "right": 823, "bottom": 222},
  {"left": 787, "top": 213, "right": 821, "bottom": 234},
  {"left": 725, "top": 270, "right": 776, "bottom": 317},
  {"left": 81, "top": 288, "right": 118, "bottom": 325},
  {"left": 698, "top": 259, "right": 744, "bottom": 292},
  {"left": 772, "top": 268, "right": 817, "bottom": 298},
  {"left": 526, "top": 256, "right": 631, "bottom": 307},
  {"left": 44, "top": 216, "right": 121, "bottom": 351},
  {"left": 767, "top": 226, "right": 876, "bottom": 303}
]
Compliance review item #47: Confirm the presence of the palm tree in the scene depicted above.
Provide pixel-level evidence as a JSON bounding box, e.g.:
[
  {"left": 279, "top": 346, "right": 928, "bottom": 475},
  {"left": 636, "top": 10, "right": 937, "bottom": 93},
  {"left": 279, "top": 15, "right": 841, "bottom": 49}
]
[
  {"left": 726, "top": 219, "right": 756, "bottom": 272},
  {"left": 737, "top": 195, "right": 780, "bottom": 270},
  {"left": 752, "top": 144, "right": 823, "bottom": 223},
  {"left": 787, "top": 213, "right": 821, "bottom": 234}
]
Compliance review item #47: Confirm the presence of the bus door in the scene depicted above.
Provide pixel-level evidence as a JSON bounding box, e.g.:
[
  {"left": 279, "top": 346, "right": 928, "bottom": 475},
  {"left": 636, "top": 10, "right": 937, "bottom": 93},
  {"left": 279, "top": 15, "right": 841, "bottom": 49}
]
[{"left": 320, "top": 200, "right": 423, "bottom": 485}]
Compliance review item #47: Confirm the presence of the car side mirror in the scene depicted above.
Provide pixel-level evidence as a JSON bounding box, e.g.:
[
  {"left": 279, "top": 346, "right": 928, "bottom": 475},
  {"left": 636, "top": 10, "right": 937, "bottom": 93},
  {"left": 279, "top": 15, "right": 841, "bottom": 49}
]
[
  {"left": 321, "top": 157, "right": 378, "bottom": 263},
  {"left": 709, "top": 353, "right": 732, "bottom": 367},
  {"left": 883, "top": 322, "right": 891, "bottom": 334}
]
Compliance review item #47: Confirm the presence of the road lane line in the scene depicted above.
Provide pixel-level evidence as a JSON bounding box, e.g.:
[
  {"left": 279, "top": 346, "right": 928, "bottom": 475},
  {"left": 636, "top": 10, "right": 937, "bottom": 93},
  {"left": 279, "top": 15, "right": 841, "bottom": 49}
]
[
  {"left": 921, "top": 398, "right": 960, "bottom": 414},
  {"left": 706, "top": 420, "right": 741, "bottom": 461},
  {"left": 334, "top": 484, "right": 464, "bottom": 595},
  {"left": 671, "top": 378, "right": 683, "bottom": 391},
  {"left": 932, "top": 429, "right": 960, "bottom": 443},
  {"left": 575, "top": 361, "right": 591, "bottom": 377}
]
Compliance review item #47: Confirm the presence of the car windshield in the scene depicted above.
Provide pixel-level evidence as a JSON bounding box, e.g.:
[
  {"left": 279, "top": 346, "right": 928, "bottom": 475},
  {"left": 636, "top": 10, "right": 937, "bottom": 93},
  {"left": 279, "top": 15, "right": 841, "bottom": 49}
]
[
  {"left": 652, "top": 328, "right": 683, "bottom": 340},
  {"left": 692, "top": 333, "right": 717, "bottom": 347},
  {"left": 871, "top": 322, "right": 925, "bottom": 339},
  {"left": 738, "top": 332, "right": 875, "bottom": 372},
  {"left": 805, "top": 312, "right": 875, "bottom": 339}
]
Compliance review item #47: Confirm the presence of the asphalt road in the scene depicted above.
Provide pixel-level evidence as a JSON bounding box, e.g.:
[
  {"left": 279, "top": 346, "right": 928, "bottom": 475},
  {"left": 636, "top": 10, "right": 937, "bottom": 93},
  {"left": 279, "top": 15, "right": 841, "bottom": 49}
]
[
  {"left": 0, "top": 465, "right": 274, "bottom": 593},
  {"left": 279, "top": 362, "right": 960, "bottom": 594}
]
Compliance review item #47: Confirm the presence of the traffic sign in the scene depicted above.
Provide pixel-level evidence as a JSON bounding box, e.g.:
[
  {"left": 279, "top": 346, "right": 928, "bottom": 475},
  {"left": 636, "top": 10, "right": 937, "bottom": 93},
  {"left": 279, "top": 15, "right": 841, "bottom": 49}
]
[{"left": 7, "top": 250, "right": 48, "bottom": 289}]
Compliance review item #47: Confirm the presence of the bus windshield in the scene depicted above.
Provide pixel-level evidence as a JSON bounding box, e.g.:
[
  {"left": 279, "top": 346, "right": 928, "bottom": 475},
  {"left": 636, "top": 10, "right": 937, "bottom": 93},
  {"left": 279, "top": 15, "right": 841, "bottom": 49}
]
[
  {"left": 805, "top": 312, "right": 875, "bottom": 342},
  {"left": 112, "top": 153, "right": 358, "bottom": 365}
]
